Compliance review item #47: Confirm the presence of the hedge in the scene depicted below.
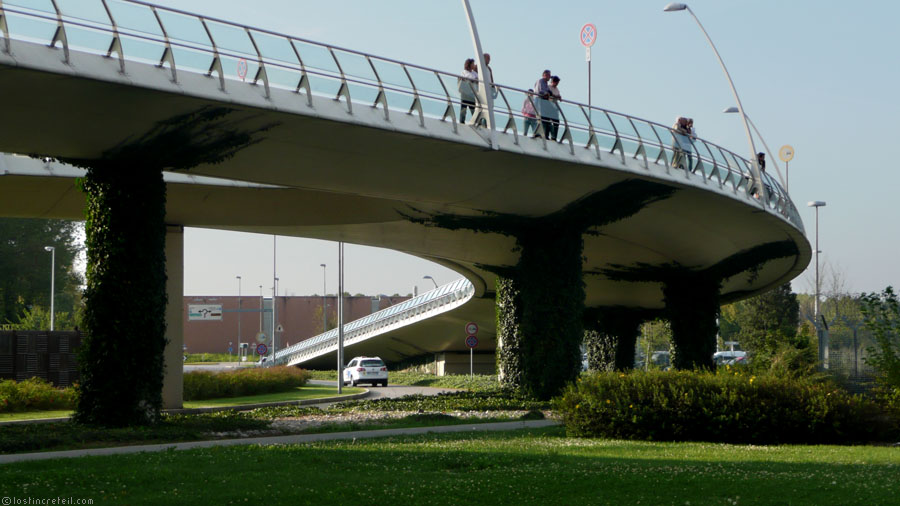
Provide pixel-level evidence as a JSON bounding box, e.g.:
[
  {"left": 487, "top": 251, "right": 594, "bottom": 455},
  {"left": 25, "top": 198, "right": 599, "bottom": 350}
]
[
  {"left": 0, "top": 378, "right": 77, "bottom": 412},
  {"left": 554, "top": 370, "right": 899, "bottom": 444},
  {"left": 183, "top": 366, "right": 310, "bottom": 401}
]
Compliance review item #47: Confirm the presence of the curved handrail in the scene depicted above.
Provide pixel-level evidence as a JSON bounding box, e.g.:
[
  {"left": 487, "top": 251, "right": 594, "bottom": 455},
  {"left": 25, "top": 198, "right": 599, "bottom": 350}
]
[
  {"left": 274, "top": 278, "right": 475, "bottom": 365},
  {"left": 0, "top": 0, "right": 800, "bottom": 228}
]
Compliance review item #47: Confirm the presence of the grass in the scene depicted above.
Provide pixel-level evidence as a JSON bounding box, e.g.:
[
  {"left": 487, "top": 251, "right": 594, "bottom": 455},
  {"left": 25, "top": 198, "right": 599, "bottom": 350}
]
[
  {"left": 0, "top": 385, "right": 363, "bottom": 423},
  {"left": 1, "top": 428, "right": 898, "bottom": 505},
  {"left": 183, "top": 386, "right": 364, "bottom": 408},
  {"left": 0, "top": 410, "right": 72, "bottom": 422},
  {"left": 306, "top": 370, "right": 499, "bottom": 391}
]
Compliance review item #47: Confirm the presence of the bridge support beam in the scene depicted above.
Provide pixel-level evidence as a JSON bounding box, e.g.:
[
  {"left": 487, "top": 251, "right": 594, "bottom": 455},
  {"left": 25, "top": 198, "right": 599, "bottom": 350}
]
[
  {"left": 664, "top": 276, "right": 720, "bottom": 370},
  {"left": 496, "top": 227, "right": 584, "bottom": 399},
  {"left": 163, "top": 225, "right": 184, "bottom": 409},
  {"left": 583, "top": 308, "right": 650, "bottom": 371}
]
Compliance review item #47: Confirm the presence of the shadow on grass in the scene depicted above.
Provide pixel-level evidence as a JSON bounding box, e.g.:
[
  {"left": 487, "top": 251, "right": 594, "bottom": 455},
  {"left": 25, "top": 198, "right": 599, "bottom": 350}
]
[{"left": 1, "top": 428, "right": 897, "bottom": 505}]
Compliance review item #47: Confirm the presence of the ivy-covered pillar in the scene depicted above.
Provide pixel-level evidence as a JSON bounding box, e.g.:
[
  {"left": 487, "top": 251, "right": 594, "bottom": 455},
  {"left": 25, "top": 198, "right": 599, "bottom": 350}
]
[
  {"left": 163, "top": 225, "right": 184, "bottom": 409},
  {"left": 495, "top": 276, "right": 523, "bottom": 387},
  {"left": 584, "top": 307, "right": 647, "bottom": 371},
  {"left": 663, "top": 275, "right": 720, "bottom": 370},
  {"left": 75, "top": 162, "right": 169, "bottom": 426},
  {"left": 496, "top": 225, "right": 584, "bottom": 399},
  {"left": 64, "top": 107, "right": 271, "bottom": 425}
]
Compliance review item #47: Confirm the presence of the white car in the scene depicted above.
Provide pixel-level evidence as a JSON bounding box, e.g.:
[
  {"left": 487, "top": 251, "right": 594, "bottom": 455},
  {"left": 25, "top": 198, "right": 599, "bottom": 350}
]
[
  {"left": 343, "top": 356, "right": 388, "bottom": 387},
  {"left": 713, "top": 350, "right": 748, "bottom": 366}
]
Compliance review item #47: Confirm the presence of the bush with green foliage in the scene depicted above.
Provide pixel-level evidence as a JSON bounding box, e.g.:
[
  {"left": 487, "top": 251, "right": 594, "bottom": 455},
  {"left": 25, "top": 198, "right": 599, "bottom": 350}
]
[
  {"left": 183, "top": 366, "right": 310, "bottom": 401},
  {"left": 860, "top": 287, "right": 900, "bottom": 390},
  {"left": 183, "top": 353, "right": 240, "bottom": 364},
  {"left": 553, "top": 370, "right": 898, "bottom": 444},
  {"left": 0, "top": 378, "right": 77, "bottom": 412}
]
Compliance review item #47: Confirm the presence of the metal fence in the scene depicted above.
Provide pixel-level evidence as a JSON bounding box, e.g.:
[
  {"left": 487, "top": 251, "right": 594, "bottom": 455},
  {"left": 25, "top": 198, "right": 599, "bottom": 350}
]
[{"left": 0, "top": 330, "right": 82, "bottom": 387}]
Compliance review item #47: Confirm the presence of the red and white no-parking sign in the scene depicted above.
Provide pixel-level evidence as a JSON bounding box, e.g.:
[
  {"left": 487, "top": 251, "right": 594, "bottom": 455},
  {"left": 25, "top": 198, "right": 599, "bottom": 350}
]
[
  {"left": 256, "top": 343, "right": 268, "bottom": 356},
  {"left": 465, "top": 335, "right": 478, "bottom": 349},
  {"left": 580, "top": 23, "right": 597, "bottom": 47}
]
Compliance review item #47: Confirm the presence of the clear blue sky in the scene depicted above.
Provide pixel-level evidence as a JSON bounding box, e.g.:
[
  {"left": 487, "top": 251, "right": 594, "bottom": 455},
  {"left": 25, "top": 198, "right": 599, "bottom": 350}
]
[{"left": 146, "top": 0, "right": 900, "bottom": 296}]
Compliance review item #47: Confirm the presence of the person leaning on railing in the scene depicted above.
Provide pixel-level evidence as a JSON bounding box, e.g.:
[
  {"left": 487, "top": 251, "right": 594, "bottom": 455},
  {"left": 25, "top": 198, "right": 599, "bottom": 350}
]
[
  {"left": 522, "top": 89, "right": 539, "bottom": 137},
  {"left": 534, "top": 69, "right": 552, "bottom": 137},
  {"left": 671, "top": 116, "right": 693, "bottom": 170},
  {"left": 458, "top": 58, "right": 478, "bottom": 123},
  {"left": 545, "top": 75, "right": 562, "bottom": 141}
]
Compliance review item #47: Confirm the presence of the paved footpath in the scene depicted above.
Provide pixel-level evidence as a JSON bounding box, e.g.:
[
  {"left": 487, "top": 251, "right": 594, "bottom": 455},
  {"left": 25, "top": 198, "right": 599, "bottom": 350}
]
[{"left": 0, "top": 419, "right": 558, "bottom": 465}]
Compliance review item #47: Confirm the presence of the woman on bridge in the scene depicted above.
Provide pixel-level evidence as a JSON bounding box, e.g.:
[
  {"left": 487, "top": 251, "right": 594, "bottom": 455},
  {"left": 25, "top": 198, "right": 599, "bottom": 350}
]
[{"left": 458, "top": 58, "right": 478, "bottom": 124}]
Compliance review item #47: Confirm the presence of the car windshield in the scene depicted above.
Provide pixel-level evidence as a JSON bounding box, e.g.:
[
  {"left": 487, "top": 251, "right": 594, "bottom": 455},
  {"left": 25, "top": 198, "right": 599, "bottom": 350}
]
[{"left": 361, "top": 360, "right": 384, "bottom": 367}]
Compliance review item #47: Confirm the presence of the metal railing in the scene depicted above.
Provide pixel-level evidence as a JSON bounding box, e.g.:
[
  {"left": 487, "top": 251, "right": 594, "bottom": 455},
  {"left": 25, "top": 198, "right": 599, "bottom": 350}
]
[
  {"left": 0, "top": 0, "right": 801, "bottom": 228},
  {"left": 274, "top": 278, "right": 475, "bottom": 365}
]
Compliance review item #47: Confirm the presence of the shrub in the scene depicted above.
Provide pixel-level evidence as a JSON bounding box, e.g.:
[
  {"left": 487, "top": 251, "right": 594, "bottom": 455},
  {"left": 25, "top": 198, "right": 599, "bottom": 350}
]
[
  {"left": 0, "top": 378, "right": 77, "bottom": 412},
  {"left": 183, "top": 366, "right": 310, "bottom": 401},
  {"left": 183, "top": 353, "right": 239, "bottom": 364},
  {"left": 553, "top": 370, "right": 898, "bottom": 444},
  {"left": 860, "top": 287, "right": 900, "bottom": 390}
]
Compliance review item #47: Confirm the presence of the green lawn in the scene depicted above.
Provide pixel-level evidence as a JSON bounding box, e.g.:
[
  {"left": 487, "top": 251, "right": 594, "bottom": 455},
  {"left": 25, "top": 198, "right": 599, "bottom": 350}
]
[
  {"left": 0, "top": 385, "right": 363, "bottom": 421},
  {"left": 183, "top": 385, "right": 364, "bottom": 408},
  {"left": 0, "top": 410, "right": 72, "bottom": 422},
  {"left": 1, "top": 427, "right": 897, "bottom": 505}
]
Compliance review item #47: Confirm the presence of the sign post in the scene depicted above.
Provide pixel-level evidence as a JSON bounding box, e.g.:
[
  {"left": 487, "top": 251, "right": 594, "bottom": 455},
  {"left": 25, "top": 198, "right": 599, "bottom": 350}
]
[
  {"left": 580, "top": 23, "right": 597, "bottom": 111},
  {"left": 779, "top": 144, "right": 794, "bottom": 193},
  {"left": 465, "top": 322, "right": 479, "bottom": 378}
]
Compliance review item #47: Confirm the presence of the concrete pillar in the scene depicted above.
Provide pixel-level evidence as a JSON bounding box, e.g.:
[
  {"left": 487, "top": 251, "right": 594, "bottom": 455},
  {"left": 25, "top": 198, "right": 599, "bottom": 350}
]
[
  {"left": 583, "top": 308, "right": 648, "bottom": 371},
  {"left": 163, "top": 225, "right": 184, "bottom": 409},
  {"left": 664, "top": 275, "right": 719, "bottom": 370}
]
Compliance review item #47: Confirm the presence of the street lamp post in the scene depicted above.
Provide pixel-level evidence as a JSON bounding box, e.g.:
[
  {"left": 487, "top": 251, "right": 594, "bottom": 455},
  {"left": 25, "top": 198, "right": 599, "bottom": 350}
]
[
  {"left": 236, "top": 276, "right": 242, "bottom": 362},
  {"left": 663, "top": 3, "right": 767, "bottom": 203},
  {"left": 320, "top": 263, "right": 327, "bottom": 332},
  {"left": 423, "top": 275, "right": 438, "bottom": 289},
  {"left": 808, "top": 201, "right": 827, "bottom": 368},
  {"left": 43, "top": 246, "right": 55, "bottom": 331},
  {"left": 258, "top": 285, "right": 263, "bottom": 333},
  {"left": 722, "top": 107, "right": 788, "bottom": 192}
]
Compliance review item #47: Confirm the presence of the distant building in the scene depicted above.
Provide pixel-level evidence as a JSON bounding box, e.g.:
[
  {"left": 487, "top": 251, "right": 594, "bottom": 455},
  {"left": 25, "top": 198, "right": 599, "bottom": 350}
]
[{"left": 183, "top": 294, "right": 410, "bottom": 354}]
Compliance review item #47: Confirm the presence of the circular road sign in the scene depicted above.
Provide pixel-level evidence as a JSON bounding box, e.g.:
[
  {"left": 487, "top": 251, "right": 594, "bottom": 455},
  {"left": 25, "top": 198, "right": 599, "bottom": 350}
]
[
  {"left": 580, "top": 23, "right": 597, "bottom": 48},
  {"left": 256, "top": 332, "right": 267, "bottom": 343},
  {"left": 256, "top": 343, "right": 268, "bottom": 356},
  {"left": 465, "top": 322, "right": 479, "bottom": 336},
  {"left": 237, "top": 58, "right": 248, "bottom": 80},
  {"left": 779, "top": 145, "right": 795, "bottom": 163},
  {"left": 465, "top": 335, "right": 478, "bottom": 349}
]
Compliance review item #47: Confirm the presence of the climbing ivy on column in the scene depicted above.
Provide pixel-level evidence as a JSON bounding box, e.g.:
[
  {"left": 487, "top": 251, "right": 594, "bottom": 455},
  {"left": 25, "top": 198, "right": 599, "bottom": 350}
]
[{"left": 62, "top": 108, "right": 273, "bottom": 426}]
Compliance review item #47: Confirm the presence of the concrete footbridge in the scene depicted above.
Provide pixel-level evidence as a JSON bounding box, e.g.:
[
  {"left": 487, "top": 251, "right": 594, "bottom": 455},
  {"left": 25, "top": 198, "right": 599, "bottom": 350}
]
[{"left": 0, "top": 1, "right": 809, "bottom": 390}]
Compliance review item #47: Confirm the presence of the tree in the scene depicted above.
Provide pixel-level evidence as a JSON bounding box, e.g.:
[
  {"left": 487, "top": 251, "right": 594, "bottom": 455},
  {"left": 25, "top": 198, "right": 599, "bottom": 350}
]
[
  {"left": 0, "top": 218, "right": 83, "bottom": 325},
  {"left": 9, "top": 304, "right": 82, "bottom": 331},
  {"left": 859, "top": 287, "right": 900, "bottom": 389},
  {"left": 311, "top": 305, "right": 338, "bottom": 334},
  {"left": 729, "top": 283, "right": 801, "bottom": 356}
]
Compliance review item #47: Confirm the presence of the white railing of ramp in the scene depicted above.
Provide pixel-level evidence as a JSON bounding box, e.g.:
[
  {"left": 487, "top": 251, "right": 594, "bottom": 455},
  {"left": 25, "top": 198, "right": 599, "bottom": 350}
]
[
  {"left": 0, "top": 0, "right": 800, "bottom": 230},
  {"left": 274, "top": 278, "right": 475, "bottom": 366}
]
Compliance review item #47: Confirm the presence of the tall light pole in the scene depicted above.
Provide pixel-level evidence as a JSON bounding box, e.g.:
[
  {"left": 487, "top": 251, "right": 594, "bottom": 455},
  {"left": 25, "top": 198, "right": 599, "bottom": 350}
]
[
  {"left": 320, "top": 263, "right": 327, "bottom": 332},
  {"left": 272, "top": 234, "right": 277, "bottom": 362},
  {"left": 258, "top": 285, "right": 263, "bottom": 333},
  {"left": 663, "top": 3, "right": 767, "bottom": 204},
  {"left": 236, "top": 276, "right": 242, "bottom": 361},
  {"left": 722, "top": 107, "right": 788, "bottom": 192},
  {"left": 43, "top": 246, "right": 55, "bottom": 331},
  {"left": 808, "top": 201, "right": 827, "bottom": 368},
  {"left": 423, "top": 275, "right": 438, "bottom": 289},
  {"left": 337, "top": 242, "right": 345, "bottom": 394}
]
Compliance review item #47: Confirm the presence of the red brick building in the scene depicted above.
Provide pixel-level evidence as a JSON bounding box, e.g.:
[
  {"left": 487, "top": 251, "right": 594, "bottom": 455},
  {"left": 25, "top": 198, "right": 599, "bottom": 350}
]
[{"left": 183, "top": 294, "right": 410, "bottom": 355}]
